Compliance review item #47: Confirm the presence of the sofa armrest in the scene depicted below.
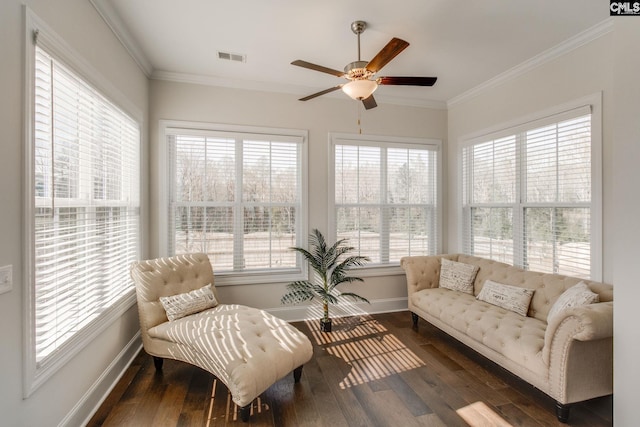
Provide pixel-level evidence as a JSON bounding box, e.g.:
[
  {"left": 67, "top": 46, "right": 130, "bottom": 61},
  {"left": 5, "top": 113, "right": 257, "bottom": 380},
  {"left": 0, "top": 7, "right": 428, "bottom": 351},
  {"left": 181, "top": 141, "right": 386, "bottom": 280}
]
[
  {"left": 401, "top": 255, "right": 452, "bottom": 295},
  {"left": 544, "top": 301, "right": 613, "bottom": 403},
  {"left": 543, "top": 301, "right": 613, "bottom": 364},
  {"left": 545, "top": 301, "right": 613, "bottom": 342}
]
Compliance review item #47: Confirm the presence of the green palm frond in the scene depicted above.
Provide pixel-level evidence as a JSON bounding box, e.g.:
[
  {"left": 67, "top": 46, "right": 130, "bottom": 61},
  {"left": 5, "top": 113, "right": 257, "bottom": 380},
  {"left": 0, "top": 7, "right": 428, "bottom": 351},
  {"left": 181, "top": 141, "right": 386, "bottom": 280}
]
[
  {"left": 289, "top": 246, "right": 321, "bottom": 273},
  {"left": 328, "top": 275, "right": 364, "bottom": 293},
  {"left": 280, "top": 281, "right": 316, "bottom": 304}
]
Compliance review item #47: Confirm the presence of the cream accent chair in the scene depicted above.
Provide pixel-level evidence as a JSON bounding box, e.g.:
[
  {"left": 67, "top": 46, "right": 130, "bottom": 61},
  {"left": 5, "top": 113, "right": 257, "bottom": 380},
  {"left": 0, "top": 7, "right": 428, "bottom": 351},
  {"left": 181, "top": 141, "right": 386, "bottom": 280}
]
[{"left": 130, "top": 253, "right": 313, "bottom": 422}]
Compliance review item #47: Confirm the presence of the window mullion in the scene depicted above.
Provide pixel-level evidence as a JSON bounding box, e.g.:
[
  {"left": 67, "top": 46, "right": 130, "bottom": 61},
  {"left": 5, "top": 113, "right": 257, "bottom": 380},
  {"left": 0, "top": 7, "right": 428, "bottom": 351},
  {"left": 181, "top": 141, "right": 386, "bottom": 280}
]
[
  {"left": 234, "top": 138, "right": 244, "bottom": 270},
  {"left": 514, "top": 131, "right": 525, "bottom": 269},
  {"left": 380, "top": 147, "right": 389, "bottom": 263}
]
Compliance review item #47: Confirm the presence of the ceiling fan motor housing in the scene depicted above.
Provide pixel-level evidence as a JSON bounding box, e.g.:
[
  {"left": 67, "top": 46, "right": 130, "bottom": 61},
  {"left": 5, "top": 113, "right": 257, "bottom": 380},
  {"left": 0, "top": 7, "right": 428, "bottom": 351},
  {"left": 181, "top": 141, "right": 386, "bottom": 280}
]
[{"left": 344, "top": 61, "right": 374, "bottom": 80}]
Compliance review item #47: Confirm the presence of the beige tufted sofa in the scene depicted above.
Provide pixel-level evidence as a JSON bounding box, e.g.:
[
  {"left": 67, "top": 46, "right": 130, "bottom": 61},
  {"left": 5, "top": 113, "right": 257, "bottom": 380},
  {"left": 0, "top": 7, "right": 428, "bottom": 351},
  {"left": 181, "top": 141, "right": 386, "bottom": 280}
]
[
  {"left": 130, "top": 253, "right": 313, "bottom": 422},
  {"left": 400, "top": 254, "right": 613, "bottom": 423}
]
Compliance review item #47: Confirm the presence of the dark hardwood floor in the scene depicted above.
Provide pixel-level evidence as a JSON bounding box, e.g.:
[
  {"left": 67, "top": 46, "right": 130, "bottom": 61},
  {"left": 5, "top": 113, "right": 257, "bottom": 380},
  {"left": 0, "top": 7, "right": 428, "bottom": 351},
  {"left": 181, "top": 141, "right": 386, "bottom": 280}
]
[{"left": 86, "top": 311, "right": 612, "bottom": 426}]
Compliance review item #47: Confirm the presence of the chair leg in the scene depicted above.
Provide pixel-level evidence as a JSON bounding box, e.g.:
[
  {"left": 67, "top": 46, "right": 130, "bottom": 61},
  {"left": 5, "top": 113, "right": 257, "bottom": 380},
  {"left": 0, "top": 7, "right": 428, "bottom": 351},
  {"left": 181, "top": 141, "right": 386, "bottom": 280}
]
[
  {"left": 555, "top": 401, "right": 571, "bottom": 423},
  {"left": 293, "top": 365, "right": 303, "bottom": 383},
  {"left": 239, "top": 404, "right": 251, "bottom": 422},
  {"left": 153, "top": 356, "right": 163, "bottom": 371},
  {"left": 411, "top": 312, "right": 419, "bottom": 327}
]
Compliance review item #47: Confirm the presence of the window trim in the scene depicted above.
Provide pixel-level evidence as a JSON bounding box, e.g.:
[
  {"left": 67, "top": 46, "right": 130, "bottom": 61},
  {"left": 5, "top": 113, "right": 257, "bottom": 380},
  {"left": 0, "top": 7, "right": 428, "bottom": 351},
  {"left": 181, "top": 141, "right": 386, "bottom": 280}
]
[
  {"left": 23, "top": 7, "right": 143, "bottom": 397},
  {"left": 458, "top": 93, "right": 602, "bottom": 281},
  {"left": 328, "top": 132, "right": 442, "bottom": 276},
  {"left": 158, "top": 120, "right": 309, "bottom": 286}
]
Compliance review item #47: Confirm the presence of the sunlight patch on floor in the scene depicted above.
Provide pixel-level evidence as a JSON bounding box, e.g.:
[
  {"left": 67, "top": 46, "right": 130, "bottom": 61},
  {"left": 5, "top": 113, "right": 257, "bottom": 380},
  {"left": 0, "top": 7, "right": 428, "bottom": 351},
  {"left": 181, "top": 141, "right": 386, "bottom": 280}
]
[
  {"left": 306, "top": 316, "right": 425, "bottom": 389},
  {"left": 456, "top": 401, "right": 513, "bottom": 427}
]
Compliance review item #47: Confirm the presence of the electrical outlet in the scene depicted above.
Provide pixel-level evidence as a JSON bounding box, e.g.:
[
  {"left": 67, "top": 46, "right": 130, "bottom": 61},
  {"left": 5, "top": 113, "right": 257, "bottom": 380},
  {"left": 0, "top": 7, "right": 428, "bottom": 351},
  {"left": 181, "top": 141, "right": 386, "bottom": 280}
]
[{"left": 0, "top": 265, "right": 12, "bottom": 295}]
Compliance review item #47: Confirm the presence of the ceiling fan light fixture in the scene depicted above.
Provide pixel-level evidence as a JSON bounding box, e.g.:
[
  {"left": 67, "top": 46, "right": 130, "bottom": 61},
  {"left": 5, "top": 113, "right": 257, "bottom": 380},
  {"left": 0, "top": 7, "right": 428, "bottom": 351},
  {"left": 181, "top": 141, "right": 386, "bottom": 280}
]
[{"left": 342, "top": 79, "right": 378, "bottom": 100}]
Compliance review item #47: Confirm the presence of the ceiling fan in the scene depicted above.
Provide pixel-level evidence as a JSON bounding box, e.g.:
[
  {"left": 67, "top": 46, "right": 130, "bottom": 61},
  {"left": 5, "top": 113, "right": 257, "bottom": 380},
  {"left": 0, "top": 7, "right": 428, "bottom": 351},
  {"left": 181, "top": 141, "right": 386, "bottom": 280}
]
[{"left": 292, "top": 20, "right": 437, "bottom": 110}]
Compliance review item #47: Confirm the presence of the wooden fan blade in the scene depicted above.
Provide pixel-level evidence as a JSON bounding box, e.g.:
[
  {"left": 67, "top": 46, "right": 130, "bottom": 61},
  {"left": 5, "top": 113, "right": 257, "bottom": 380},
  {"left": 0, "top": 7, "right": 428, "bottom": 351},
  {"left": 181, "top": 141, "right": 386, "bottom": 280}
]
[
  {"left": 365, "top": 38, "right": 410, "bottom": 73},
  {"left": 299, "top": 85, "right": 343, "bottom": 101},
  {"left": 291, "top": 60, "right": 345, "bottom": 77},
  {"left": 378, "top": 76, "right": 437, "bottom": 86},
  {"left": 362, "top": 95, "right": 377, "bottom": 110}
]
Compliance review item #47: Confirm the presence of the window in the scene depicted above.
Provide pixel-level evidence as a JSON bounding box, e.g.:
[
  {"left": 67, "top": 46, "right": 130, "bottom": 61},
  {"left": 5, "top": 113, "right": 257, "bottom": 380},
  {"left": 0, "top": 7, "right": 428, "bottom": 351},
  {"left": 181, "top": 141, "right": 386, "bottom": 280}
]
[
  {"left": 161, "top": 122, "right": 307, "bottom": 285},
  {"left": 330, "top": 134, "right": 441, "bottom": 268},
  {"left": 462, "top": 101, "right": 601, "bottom": 280},
  {"left": 25, "top": 17, "right": 141, "bottom": 394}
]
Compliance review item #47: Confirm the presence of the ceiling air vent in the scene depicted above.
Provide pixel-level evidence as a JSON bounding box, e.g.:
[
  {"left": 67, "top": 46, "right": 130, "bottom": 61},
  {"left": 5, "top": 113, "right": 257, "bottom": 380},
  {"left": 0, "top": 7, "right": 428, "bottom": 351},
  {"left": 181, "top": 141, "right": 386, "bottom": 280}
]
[{"left": 217, "top": 51, "right": 246, "bottom": 63}]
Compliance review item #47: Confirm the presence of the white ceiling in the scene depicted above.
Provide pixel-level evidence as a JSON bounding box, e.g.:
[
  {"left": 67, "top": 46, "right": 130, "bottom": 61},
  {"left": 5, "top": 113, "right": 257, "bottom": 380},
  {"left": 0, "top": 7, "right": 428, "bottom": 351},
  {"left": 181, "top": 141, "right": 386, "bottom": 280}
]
[{"left": 93, "top": 0, "right": 609, "bottom": 108}]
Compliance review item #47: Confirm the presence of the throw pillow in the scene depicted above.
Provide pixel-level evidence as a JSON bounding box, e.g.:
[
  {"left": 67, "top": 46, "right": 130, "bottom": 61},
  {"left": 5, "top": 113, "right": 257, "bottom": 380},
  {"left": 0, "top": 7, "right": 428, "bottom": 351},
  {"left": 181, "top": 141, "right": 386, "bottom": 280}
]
[
  {"left": 159, "top": 284, "right": 218, "bottom": 321},
  {"left": 439, "top": 258, "right": 480, "bottom": 294},
  {"left": 476, "top": 280, "right": 535, "bottom": 317},
  {"left": 547, "top": 281, "right": 599, "bottom": 322}
]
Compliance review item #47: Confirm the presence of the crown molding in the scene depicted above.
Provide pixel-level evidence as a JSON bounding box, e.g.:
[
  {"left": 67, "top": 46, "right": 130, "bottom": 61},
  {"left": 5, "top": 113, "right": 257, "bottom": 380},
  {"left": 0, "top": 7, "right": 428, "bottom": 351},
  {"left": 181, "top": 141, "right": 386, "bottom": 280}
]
[
  {"left": 447, "top": 18, "right": 614, "bottom": 108},
  {"left": 90, "top": 0, "right": 153, "bottom": 76},
  {"left": 152, "top": 70, "right": 448, "bottom": 110}
]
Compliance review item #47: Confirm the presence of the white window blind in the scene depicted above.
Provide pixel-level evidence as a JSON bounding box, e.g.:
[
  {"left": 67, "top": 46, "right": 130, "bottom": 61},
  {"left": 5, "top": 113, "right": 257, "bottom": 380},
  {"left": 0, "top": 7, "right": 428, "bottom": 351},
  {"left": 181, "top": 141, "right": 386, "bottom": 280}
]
[
  {"left": 32, "top": 46, "right": 140, "bottom": 364},
  {"left": 333, "top": 136, "right": 440, "bottom": 265},
  {"left": 462, "top": 106, "right": 596, "bottom": 279},
  {"left": 166, "top": 128, "right": 305, "bottom": 282}
]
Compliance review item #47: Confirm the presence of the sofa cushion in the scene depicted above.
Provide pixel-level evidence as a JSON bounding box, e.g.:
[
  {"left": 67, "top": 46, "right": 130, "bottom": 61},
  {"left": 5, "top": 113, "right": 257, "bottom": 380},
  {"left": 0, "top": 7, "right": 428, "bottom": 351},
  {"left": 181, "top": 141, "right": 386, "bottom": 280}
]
[
  {"left": 411, "top": 288, "right": 547, "bottom": 376},
  {"left": 159, "top": 283, "right": 218, "bottom": 321},
  {"left": 439, "top": 258, "right": 479, "bottom": 294},
  {"left": 547, "top": 281, "right": 599, "bottom": 322},
  {"left": 476, "top": 280, "right": 535, "bottom": 317}
]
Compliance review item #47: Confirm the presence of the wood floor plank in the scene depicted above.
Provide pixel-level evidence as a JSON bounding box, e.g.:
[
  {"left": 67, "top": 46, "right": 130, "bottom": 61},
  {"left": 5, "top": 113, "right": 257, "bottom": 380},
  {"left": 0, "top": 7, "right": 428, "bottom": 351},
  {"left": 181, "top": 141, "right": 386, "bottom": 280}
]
[
  {"left": 494, "top": 402, "right": 545, "bottom": 427},
  {"left": 315, "top": 351, "right": 373, "bottom": 426},
  {"left": 398, "top": 367, "right": 469, "bottom": 427},
  {"left": 85, "top": 356, "right": 143, "bottom": 426},
  {"left": 177, "top": 366, "right": 213, "bottom": 426},
  {"left": 295, "top": 355, "right": 349, "bottom": 427},
  {"left": 382, "top": 373, "right": 433, "bottom": 416},
  {"left": 414, "top": 412, "right": 449, "bottom": 427},
  {"left": 454, "top": 369, "right": 512, "bottom": 407}
]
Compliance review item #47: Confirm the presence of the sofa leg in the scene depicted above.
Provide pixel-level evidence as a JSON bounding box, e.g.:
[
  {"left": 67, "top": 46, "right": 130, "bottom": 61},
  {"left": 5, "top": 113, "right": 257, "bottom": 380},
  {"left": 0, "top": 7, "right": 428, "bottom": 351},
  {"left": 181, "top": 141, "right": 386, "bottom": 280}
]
[
  {"left": 555, "top": 402, "right": 571, "bottom": 423},
  {"left": 152, "top": 356, "right": 163, "bottom": 371},
  {"left": 411, "top": 312, "right": 419, "bottom": 327},
  {"left": 239, "top": 404, "right": 251, "bottom": 422},
  {"left": 293, "top": 365, "right": 303, "bottom": 383}
]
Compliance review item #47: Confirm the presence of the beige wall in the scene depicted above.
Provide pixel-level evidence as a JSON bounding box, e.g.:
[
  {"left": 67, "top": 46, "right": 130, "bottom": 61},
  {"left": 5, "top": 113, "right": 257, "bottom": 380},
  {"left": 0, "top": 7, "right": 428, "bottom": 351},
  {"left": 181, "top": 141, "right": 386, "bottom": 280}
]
[
  {"left": 0, "top": 0, "right": 148, "bottom": 425},
  {"left": 611, "top": 19, "right": 640, "bottom": 425},
  {"left": 148, "top": 80, "right": 447, "bottom": 314}
]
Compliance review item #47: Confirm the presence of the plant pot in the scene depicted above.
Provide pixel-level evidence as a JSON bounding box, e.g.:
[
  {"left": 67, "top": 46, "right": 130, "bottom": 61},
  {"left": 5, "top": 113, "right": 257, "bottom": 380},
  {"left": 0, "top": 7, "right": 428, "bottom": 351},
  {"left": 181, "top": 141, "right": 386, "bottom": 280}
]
[{"left": 320, "top": 318, "right": 332, "bottom": 332}]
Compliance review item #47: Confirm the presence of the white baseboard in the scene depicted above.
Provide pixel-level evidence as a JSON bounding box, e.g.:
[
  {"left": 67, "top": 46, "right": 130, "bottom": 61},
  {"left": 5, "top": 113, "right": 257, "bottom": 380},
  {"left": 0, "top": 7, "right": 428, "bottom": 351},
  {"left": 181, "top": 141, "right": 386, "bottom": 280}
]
[
  {"left": 59, "top": 333, "right": 143, "bottom": 427},
  {"left": 266, "top": 297, "right": 408, "bottom": 322}
]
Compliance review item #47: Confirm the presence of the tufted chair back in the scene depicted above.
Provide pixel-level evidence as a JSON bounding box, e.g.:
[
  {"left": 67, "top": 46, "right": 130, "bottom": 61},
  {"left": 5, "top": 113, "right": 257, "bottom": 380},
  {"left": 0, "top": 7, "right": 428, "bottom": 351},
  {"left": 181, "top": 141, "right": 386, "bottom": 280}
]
[{"left": 130, "top": 253, "right": 219, "bottom": 349}]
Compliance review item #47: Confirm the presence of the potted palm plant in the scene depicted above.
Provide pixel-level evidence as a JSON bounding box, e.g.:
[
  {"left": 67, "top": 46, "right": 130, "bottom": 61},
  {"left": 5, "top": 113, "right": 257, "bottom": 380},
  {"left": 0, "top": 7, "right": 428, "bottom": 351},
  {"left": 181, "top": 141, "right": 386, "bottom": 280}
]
[{"left": 281, "top": 228, "right": 370, "bottom": 332}]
